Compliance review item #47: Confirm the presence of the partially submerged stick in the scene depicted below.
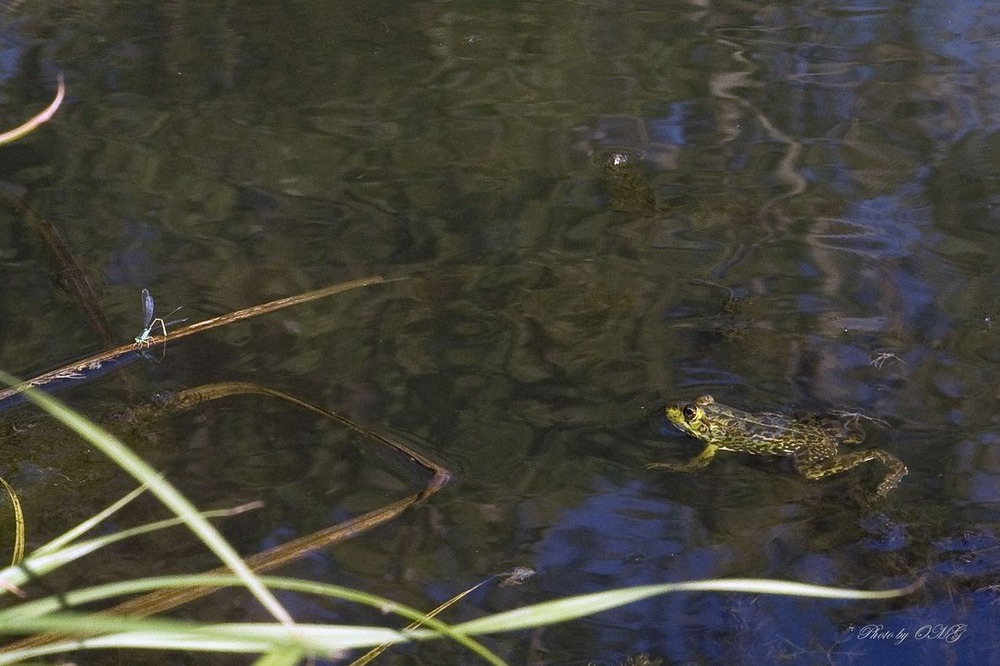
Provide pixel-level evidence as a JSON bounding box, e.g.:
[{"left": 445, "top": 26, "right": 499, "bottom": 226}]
[
  {"left": 105, "top": 382, "right": 450, "bottom": 619},
  {"left": 0, "top": 276, "right": 401, "bottom": 406}
]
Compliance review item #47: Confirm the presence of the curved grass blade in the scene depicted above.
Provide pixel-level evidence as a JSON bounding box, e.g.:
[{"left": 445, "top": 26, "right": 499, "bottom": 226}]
[
  {"left": 2, "top": 503, "right": 262, "bottom": 593},
  {"left": 0, "top": 74, "right": 64, "bottom": 146},
  {"left": 0, "top": 477, "right": 24, "bottom": 568},
  {"left": 0, "top": 575, "right": 503, "bottom": 665},
  {"left": 31, "top": 484, "right": 149, "bottom": 559},
  {"left": 447, "top": 578, "right": 924, "bottom": 636},
  {"left": 0, "top": 370, "right": 298, "bottom": 634}
]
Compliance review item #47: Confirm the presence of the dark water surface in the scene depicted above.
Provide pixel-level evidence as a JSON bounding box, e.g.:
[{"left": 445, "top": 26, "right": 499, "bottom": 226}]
[{"left": 2, "top": 1, "right": 1000, "bottom": 663}]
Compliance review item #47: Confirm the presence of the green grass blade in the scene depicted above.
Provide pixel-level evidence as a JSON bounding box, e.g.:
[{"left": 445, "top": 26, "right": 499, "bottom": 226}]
[
  {"left": 32, "top": 484, "right": 148, "bottom": 558},
  {"left": 448, "top": 578, "right": 919, "bottom": 636},
  {"left": 0, "top": 504, "right": 261, "bottom": 595},
  {"left": 251, "top": 646, "right": 308, "bottom": 666},
  {"left": 0, "top": 370, "right": 297, "bottom": 633},
  {"left": 0, "top": 574, "right": 506, "bottom": 665},
  {"left": 0, "top": 616, "right": 407, "bottom": 664}
]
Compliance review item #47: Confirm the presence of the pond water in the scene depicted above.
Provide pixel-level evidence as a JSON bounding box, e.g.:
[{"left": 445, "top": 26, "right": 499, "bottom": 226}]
[{"left": 2, "top": 0, "right": 1000, "bottom": 664}]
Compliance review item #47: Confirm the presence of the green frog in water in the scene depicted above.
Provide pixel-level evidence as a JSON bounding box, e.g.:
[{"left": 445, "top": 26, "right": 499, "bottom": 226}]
[
  {"left": 595, "top": 152, "right": 656, "bottom": 214},
  {"left": 648, "top": 395, "right": 907, "bottom": 497}
]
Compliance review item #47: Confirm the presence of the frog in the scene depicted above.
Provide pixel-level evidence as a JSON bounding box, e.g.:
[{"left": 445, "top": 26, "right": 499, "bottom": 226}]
[
  {"left": 647, "top": 394, "right": 907, "bottom": 497},
  {"left": 595, "top": 151, "right": 657, "bottom": 214}
]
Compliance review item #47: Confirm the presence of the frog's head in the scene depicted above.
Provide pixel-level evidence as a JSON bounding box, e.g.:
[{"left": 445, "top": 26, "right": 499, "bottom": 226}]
[{"left": 665, "top": 394, "right": 717, "bottom": 442}]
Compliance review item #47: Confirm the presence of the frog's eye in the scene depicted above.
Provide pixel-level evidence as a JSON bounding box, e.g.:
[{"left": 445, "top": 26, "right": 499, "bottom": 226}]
[{"left": 683, "top": 405, "right": 699, "bottom": 421}]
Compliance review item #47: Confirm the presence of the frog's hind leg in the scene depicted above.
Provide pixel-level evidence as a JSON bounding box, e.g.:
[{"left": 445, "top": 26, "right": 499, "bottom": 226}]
[{"left": 796, "top": 450, "right": 908, "bottom": 497}]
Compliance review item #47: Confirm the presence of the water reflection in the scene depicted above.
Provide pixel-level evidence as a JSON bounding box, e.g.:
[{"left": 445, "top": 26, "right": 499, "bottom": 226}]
[{"left": 3, "top": 0, "right": 1000, "bottom": 663}]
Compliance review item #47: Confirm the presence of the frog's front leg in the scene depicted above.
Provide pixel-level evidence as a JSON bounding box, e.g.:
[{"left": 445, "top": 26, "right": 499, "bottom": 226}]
[
  {"left": 647, "top": 443, "right": 720, "bottom": 472},
  {"left": 794, "top": 449, "right": 908, "bottom": 497}
]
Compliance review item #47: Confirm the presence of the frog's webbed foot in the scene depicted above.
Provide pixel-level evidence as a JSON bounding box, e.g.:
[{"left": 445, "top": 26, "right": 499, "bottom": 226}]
[
  {"left": 874, "top": 456, "right": 908, "bottom": 497},
  {"left": 647, "top": 444, "right": 719, "bottom": 472},
  {"left": 796, "top": 448, "right": 908, "bottom": 498}
]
